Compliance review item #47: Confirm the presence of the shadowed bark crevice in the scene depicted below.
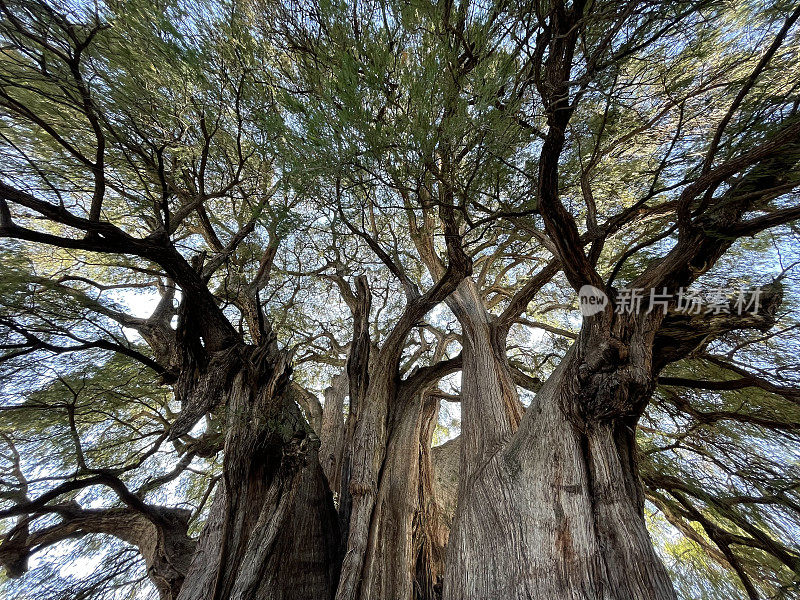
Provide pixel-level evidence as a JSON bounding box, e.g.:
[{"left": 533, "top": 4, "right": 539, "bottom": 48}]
[{"left": 173, "top": 339, "right": 340, "bottom": 600}]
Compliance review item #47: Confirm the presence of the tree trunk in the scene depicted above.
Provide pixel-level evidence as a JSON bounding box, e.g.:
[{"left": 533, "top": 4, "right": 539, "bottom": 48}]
[
  {"left": 334, "top": 273, "right": 424, "bottom": 600},
  {"left": 430, "top": 437, "right": 459, "bottom": 542},
  {"left": 121, "top": 507, "right": 196, "bottom": 600},
  {"left": 338, "top": 385, "right": 449, "bottom": 600},
  {"left": 360, "top": 393, "right": 426, "bottom": 600},
  {"left": 446, "top": 280, "right": 523, "bottom": 484},
  {"left": 336, "top": 358, "right": 424, "bottom": 600},
  {"left": 174, "top": 342, "right": 339, "bottom": 600},
  {"left": 413, "top": 395, "right": 451, "bottom": 600},
  {"left": 336, "top": 353, "right": 445, "bottom": 600},
  {"left": 335, "top": 248, "right": 471, "bottom": 600},
  {"left": 443, "top": 346, "right": 677, "bottom": 600},
  {"left": 320, "top": 370, "right": 348, "bottom": 496}
]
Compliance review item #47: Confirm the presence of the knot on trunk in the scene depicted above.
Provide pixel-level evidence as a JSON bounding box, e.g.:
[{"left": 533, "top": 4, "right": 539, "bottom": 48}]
[
  {"left": 580, "top": 366, "right": 655, "bottom": 423},
  {"left": 280, "top": 430, "right": 318, "bottom": 472},
  {"left": 348, "top": 481, "right": 373, "bottom": 497},
  {"left": 574, "top": 334, "right": 654, "bottom": 422},
  {"left": 170, "top": 339, "right": 291, "bottom": 441},
  {"left": 171, "top": 345, "right": 245, "bottom": 439}
]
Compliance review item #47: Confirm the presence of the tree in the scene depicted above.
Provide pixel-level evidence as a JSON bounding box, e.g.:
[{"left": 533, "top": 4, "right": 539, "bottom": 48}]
[
  {"left": 2, "top": 0, "right": 800, "bottom": 599},
  {"left": 0, "top": 2, "right": 340, "bottom": 598}
]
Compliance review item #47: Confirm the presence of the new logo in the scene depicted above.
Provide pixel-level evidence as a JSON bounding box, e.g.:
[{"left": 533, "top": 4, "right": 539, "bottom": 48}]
[{"left": 578, "top": 285, "right": 608, "bottom": 317}]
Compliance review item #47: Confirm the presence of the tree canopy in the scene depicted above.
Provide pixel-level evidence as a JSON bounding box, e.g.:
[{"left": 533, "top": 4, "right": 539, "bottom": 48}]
[{"left": 1, "top": 0, "right": 799, "bottom": 599}]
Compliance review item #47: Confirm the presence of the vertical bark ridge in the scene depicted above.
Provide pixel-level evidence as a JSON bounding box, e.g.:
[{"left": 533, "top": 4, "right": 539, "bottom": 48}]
[
  {"left": 335, "top": 359, "right": 397, "bottom": 600},
  {"left": 361, "top": 394, "right": 426, "bottom": 600},
  {"left": 320, "top": 370, "right": 349, "bottom": 495},
  {"left": 447, "top": 278, "right": 523, "bottom": 488},
  {"left": 413, "top": 396, "right": 450, "bottom": 600},
  {"left": 584, "top": 422, "right": 674, "bottom": 598}
]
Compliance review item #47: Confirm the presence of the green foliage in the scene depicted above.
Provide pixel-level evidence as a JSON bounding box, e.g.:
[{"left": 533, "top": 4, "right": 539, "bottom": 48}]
[{"left": 1, "top": 0, "right": 799, "bottom": 598}]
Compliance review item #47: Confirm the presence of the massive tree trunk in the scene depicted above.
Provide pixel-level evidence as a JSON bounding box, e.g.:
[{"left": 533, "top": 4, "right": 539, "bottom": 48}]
[
  {"left": 439, "top": 267, "right": 680, "bottom": 599},
  {"left": 442, "top": 276, "right": 783, "bottom": 600},
  {"left": 173, "top": 339, "right": 340, "bottom": 600},
  {"left": 336, "top": 353, "right": 427, "bottom": 600},
  {"left": 338, "top": 372, "right": 456, "bottom": 600},
  {"left": 446, "top": 280, "right": 523, "bottom": 481},
  {"left": 443, "top": 342, "right": 675, "bottom": 600},
  {"left": 359, "top": 392, "right": 427, "bottom": 600},
  {"left": 335, "top": 274, "right": 464, "bottom": 600},
  {"left": 410, "top": 190, "right": 674, "bottom": 597},
  {"left": 438, "top": 117, "right": 795, "bottom": 598}
]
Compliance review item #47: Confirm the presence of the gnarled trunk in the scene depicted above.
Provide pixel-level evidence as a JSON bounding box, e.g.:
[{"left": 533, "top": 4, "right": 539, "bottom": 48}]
[
  {"left": 338, "top": 383, "right": 450, "bottom": 600},
  {"left": 360, "top": 393, "right": 427, "bottom": 600},
  {"left": 443, "top": 344, "right": 676, "bottom": 600},
  {"left": 335, "top": 274, "right": 423, "bottom": 600},
  {"left": 124, "top": 508, "right": 196, "bottom": 600},
  {"left": 174, "top": 342, "right": 339, "bottom": 600}
]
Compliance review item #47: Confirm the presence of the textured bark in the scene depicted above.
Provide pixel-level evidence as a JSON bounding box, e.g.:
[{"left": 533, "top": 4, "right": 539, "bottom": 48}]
[
  {"left": 177, "top": 451, "right": 338, "bottom": 600},
  {"left": 335, "top": 168, "right": 471, "bottom": 600},
  {"left": 289, "top": 382, "right": 324, "bottom": 435},
  {"left": 336, "top": 276, "right": 460, "bottom": 600},
  {"left": 443, "top": 345, "right": 676, "bottom": 600},
  {"left": 391, "top": 246, "right": 677, "bottom": 598},
  {"left": 440, "top": 280, "right": 784, "bottom": 600},
  {"left": 335, "top": 275, "right": 374, "bottom": 599},
  {"left": 439, "top": 261, "right": 684, "bottom": 599},
  {"left": 335, "top": 354, "right": 403, "bottom": 600},
  {"left": 446, "top": 279, "right": 523, "bottom": 484},
  {"left": 335, "top": 275, "right": 418, "bottom": 600},
  {"left": 320, "top": 370, "right": 349, "bottom": 495},
  {"left": 174, "top": 341, "right": 339, "bottom": 600},
  {"left": 134, "top": 508, "right": 197, "bottom": 600},
  {"left": 430, "top": 437, "right": 459, "bottom": 538},
  {"left": 413, "top": 396, "right": 450, "bottom": 600},
  {"left": 361, "top": 394, "right": 426, "bottom": 600},
  {"left": 338, "top": 386, "right": 446, "bottom": 600}
]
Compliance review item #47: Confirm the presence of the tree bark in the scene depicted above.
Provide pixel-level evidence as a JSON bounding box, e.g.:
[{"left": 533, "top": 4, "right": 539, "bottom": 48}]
[
  {"left": 334, "top": 177, "right": 470, "bottom": 600},
  {"left": 413, "top": 396, "right": 451, "bottom": 600},
  {"left": 443, "top": 344, "right": 676, "bottom": 600},
  {"left": 441, "top": 275, "right": 784, "bottom": 600},
  {"left": 336, "top": 276, "right": 460, "bottom": 600},
  {"left": 174, "top": 341, "right": 339, "bottom": 600},
  {"left": 320, "top": 370, "right": 349, "bottom": 495},
  {"left": 338, "top": 383, "right": 449, "bottom": 600},
  {"left": 336, "top": 353, "right": 415, "bottom": 600},
  {"left": 289, "top": 382, "right": 324, "bottom": 436},
  {"left": 360, "top": 393, "right": 427, "bottom": 600},
  {"left": 446, "top": 279, "right": 523, "bottom": 485},
  {"left": 440, "top": 265, "right": 686, "bottom": 599}
]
